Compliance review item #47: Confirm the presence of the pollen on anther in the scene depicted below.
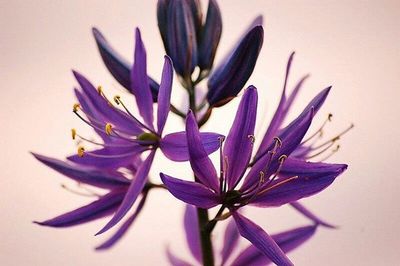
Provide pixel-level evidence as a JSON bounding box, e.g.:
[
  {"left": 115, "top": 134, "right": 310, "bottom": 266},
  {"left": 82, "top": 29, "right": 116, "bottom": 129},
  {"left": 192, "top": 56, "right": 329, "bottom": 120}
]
[
  {"left": 71, "top": 128, "right": 77, "bottom": 140},
  {"left": 114, "top": 95, "right": 121, "bottom": 105},
  {"left": 73, "top": 103, "right": 80, "bottom": 112},
  {"left": 273, "top": 137, "right": 283, "bottom": 147},
  {"left": 97, "top": 86, "right": 103, "bottom": 95},
  {"left": 105, "top": 123, "right": 113, "bottom": 135},
  {"left": 77, "top": 146, "right": 85, "bottom": 157}
]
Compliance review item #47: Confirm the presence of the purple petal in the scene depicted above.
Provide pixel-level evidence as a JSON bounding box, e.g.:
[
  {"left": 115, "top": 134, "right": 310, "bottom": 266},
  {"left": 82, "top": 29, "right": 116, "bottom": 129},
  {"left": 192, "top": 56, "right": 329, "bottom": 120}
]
[
  {"left": 160, "top": 131, "right": 222, "bottom": 162},
  {"left": 166, "top": 247, "right": 193, "bottom": 266},
  {"left": 73, "top": 70, "right": 143, "bottom": 135},
  {"left": 157, "top": 56, "right": 173, "bottom": 134},
  {"left": 184, "top": 205, "right": 202, "bottom": 263},
  {"left": 96, "top": 151, "right": 155, "bottom": 235},
  {"left": 221, "top": 219, "right": 240, "bottom": 265},
  {"left": 34, "top": 191, "right": 125, "bottom": 227},
  {"left": 96, "top": 194, "right": 147, "bottom": 250},
  {"left": 242, "top": 107, "right": 314, "bottom": 192},
  {"left": 232, "top": 212, "right": 293, "bottom": 266},
  {"left": 207, "top": 26, "right": 263, "bottom": 107},
  {"left": 251, "top": 158, "right": 347, "bottom": 207},
  {"left": 198, "top": 0, "right": 222, "bottom": 70},
  {"left": 67, "top": 145, "right": 146, "bottom": 170},
  {"left": 185, "top": 111, "right": 220, "bottom": 191},
  {"left": 224, "top": 86, "right": 258, "bottom": 189},
  {"left": 290, "top": 201, "right": 336, "bottom": 228},
  {"left": 160, "top": 173, "right": 220, "bottom": 209},
  {"left": 131, "top": 28, "right": 154, "bottom": 130},
  {"left": 231, "top": 224, "right": 317, "bottom": 266},
  {"left": 92, "top": 28, "right": 160, "bottom": 101},
  {"left": 255, "top": 52, "right": 309, "bottom": 158},
  {"left": 32, "top": 153, "right": 129, "bottom": 189}
]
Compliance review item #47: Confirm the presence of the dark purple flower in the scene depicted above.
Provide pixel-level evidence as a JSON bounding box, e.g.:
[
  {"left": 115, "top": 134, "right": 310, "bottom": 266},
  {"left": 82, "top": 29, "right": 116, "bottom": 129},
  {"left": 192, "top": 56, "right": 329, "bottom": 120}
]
[
  {"left": 167, "top": 205, "right": 318, "bottom": 266},
  {"left": 161, "top": 85, "right": 347, "bottom": 265},
  {"left": 32, "top": 153, "right": 146, "bottom": 250}
]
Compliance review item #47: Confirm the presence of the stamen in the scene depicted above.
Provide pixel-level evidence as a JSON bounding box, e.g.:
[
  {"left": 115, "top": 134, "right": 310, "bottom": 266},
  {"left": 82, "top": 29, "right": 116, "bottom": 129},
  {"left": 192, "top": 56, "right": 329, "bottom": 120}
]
[
  {"left": 318, "top": 145, "right": 340, "bottom": 161},
  {"left": 71, "top": 128, "right": 77, "bottom": 140},
  {"left": 73, "top": 103, "right": 80, "bottom": 112},
  {"left": 218, "top": 136, "right": 226, "bottom": 194},
  {"left": 302, "top": 113, "right": 332, "bottom": 145},
  {"left": 114, "top": 95, "right": 121, "bottom": 105},
  {"left": 97, "top": 86, "right": 113, "bottom": 106},
  {"left": 273, "top": 136, "right": 283, "bottom": 148},
  {"left": 222, "top": 155, "right": 229, "bottom": 193},
  {"left": 77, "top": 146, "right": 85, "bottom": 157},
  {"left": 61, "top": 184, "right": 98, "bottom": 197},
  {"left": 248, "top": 134, "right": 255, "bottom": 144},
  {"left": 257, "top": 175, "right": 299, "bottom": 196},
  {"left": 105, "top": 123, "right": 113, "bottom": 135},
  {"left": 312, "top": 123, "right": 354, "bottom": 150}
]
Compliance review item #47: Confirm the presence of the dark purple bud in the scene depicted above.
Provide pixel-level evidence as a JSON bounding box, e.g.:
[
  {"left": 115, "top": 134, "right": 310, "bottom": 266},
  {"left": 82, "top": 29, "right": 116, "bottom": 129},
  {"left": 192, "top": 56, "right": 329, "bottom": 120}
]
[
  {"left": 207, "top": 26, "right": 264, "bottom": 107},
  {"left": 198, "top": 0, "right": 222, "bottom": 71},
  {"left": 92, "top": 27, "right": 159, "bottom": 102},
  {"left": 158, "top": 0, "right": 198, "bottom": 79}
]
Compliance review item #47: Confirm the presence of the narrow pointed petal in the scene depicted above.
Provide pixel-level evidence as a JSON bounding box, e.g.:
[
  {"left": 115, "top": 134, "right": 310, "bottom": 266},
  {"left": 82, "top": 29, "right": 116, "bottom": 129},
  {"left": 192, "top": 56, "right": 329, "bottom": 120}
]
[
  {"left": 157, "top": 56, "right": 173, "bottom": 134},
  {"left": 67, "top": 145, "right": 147, "bottom": 170},
  {"left": 290, "top": 201, "right": 336, "bottom": 228},
  {"left": 232, "top": 212, "right": 293, "bottom": 266},
  {"left": 34, "top": 191, "right": 125, "bottom": 227},
  {"left": 221, "top": 219, "right": 240, "bottom": 265},
  {"left": 160, "top": 131, "right": 222, "bottom": 162},
  {"left": 73, "top": 71, "right": 144, "bottom": 134},
  {"left": 224, "top": 86, "right": 258, "bottom": 189},
  {"left": 96, "top": 194, "right": 147, "bottom": 250},
  {"left": 184, "top": 205, "right": 202, "bottom": 263},
  {"left": 166, "top": 247, "right": 193, "bottom": 266},
  {"left": 207, "top": 26, "right": 263, "bottom": 107},
  {"left": 251, "top": 158, "right": 347, "bottom": 207},
  {"left": 160, "top": 173, "right": 220, "bottom": 209},
  {"left": 198, "top": 0, "right": 222, "bottom": 70},
  {"left": 32, "top": 153, "right": 129, "bottom": 189},
  {"left": 166, "top": 0, "right": 198, "bottom": 78},
  {"left": 96, "top": 151, "right": 155, "bottom": 235},
  {"left": 92, "top": 28, "right": 160, "bottom": 102},
  {"left": 131, "top": 28, "right": 154, "bottom": 129},
  {"left": 185, "top": 111, "right": 220, "bottom": 191},
  {"left": 242, "top": 109, "right": 314, "bottom": 192},
  {"left": 231, "top": 224, "right": 317, "bottom": 266}
]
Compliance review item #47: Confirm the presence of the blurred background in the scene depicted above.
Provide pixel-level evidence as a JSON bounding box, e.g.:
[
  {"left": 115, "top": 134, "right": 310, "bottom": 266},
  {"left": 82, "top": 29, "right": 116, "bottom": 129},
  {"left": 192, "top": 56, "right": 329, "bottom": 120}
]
[{"left": 1, "top": 0, "right": 399, "bottom": 265}]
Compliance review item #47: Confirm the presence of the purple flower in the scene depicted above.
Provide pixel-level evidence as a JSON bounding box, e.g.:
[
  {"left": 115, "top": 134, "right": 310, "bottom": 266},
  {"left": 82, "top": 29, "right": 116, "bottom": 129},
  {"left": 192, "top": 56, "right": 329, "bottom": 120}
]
[
  {"left": 167, "top": 205, "right": 318, "bottom": 266},
  {"left": 32, "top": 153, "right": 148, "bottom": 250},
  {"left": 161, "top": 85, "right": 347, "bottom": 265}
]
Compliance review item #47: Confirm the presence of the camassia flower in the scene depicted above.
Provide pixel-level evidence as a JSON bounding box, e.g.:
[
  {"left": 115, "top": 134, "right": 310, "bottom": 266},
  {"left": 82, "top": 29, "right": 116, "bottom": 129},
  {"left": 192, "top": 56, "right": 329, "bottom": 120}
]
[
  {"left": 161, "top": 86, "right": 347, "bottom": 265},
  {"left": 32, "top": 153, "right": 150, "bottom": 250},
  {"left": 167, "top": 205, "right": 318, "bottom": 266}
]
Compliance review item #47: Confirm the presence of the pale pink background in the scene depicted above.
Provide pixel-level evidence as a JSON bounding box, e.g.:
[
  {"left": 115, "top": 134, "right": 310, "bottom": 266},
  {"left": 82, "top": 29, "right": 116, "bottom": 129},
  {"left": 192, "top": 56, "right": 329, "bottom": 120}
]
[{"left": 1, "top": 0, "right": 399, "bottom": 265}]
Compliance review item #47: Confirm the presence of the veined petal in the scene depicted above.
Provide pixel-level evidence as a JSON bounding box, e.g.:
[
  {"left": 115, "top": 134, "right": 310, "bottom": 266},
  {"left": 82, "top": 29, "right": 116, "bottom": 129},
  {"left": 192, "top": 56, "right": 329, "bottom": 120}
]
[
  {"left": 251, "top": 158, "right": 347, "bottom": 207},
  {"left": 221, "top": 219, "right": 240, "bottom": 265},
  {"left": 232, "top": 212, "right": 293, "bottom": 266},
  {"left": 207, "top": 26, "right": 263, "bottom": 107},
  {"left": 32, "top": 153, "right": 129, "bottom": 189},
  {"left": 92, "top": 28, "right": 160, "bottom": 102},
  {"left": 96, "top": 151, "right": 155, "bottom": 235},
  {"left": 96, "top": 194, "right": 147, "bottom": 250},
  {"left": 160, "top": 131, "right": 222, "bottom": 162},
  {"left": 198, "top": 0, "right": 222, "bottom": 70},
  {"left": 67, "top": 145, "right": 146, "bottom": 170},
  {"left": 34, "top": 191, "right": 125, "bottom": 227},
  {"left": 157, "top": 56, "right": 173, "bottom": 134},
  {"left": 185, "top": 111, "right": 220, "bottom": 191},
  {"left": 242, "top": 109, "right": 314, "bottom": 192},
  {"left": 166, "top": 247, "right": 193, "bottom": 266},
  {"left": 73, "top": 71, "right": 144, "bottom": 134},
  {"left": 231, "top": 224, "right": 317, "bottom": 266},
  {"left": 160, "top": 173, "right": 220, "bottom": 209},
  {"left": 290, "top": 201, "right": 336, "bottom": 228},
  {"left": 131, "top": 28, "right": 154, "bottom": 130},
  {"left": 184, "top": 205, "right": 201, "bottom": 263},
  {"left": 224, "top": 86, "right": 258, "bottom": 189}
]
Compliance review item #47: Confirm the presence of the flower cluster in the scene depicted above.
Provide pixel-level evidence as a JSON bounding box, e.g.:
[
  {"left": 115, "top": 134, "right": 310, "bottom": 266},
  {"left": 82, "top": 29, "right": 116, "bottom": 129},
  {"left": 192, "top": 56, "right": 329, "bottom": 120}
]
[{"left": 33, "top": 0, "right": 351, "bottom": 265}]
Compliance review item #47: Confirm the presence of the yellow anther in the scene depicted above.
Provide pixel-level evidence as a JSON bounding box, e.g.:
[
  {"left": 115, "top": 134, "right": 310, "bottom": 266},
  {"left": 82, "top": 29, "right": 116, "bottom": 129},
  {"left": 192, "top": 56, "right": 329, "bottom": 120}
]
[
  {"left": 273, "top": 137, "right": 283, "bottom": 148},
  {"left": 77, "top": 146, "right": 85, "bottom": 157},
  {"left": 114, "top": 95, "right": 121, "bottom": 105},
  {"left": 105, "top": 123, "right": 113, "bottom": 135},
  {"left": 73, "top": 103, "right": 80, "bottom": 112},
  {"left": 71, "top": 128, "right": 77, "bottom": 140},
  {"left": 97, "top": 86, "right": 103, "bottom": 95}
]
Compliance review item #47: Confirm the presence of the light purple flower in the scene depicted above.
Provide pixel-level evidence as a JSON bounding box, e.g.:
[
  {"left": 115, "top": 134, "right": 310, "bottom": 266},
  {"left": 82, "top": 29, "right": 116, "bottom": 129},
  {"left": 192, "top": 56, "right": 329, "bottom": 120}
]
[{"left": 161, "top": 85, "right": 347, "bottom": 265}]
